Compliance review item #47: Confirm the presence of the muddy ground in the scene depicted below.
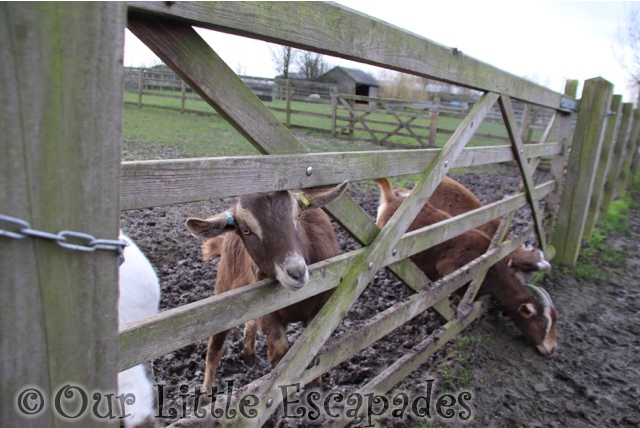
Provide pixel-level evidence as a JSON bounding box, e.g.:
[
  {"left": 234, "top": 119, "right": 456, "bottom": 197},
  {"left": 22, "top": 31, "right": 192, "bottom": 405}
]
[{"left": 121, "top": 131, "right": 639, "bottom": 427}]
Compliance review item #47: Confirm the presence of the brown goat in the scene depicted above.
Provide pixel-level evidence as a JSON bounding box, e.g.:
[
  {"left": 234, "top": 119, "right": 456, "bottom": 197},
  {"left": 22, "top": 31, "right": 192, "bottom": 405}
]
[
  {"left": 186, "top": 182, "right": 347, "bottom": 400},
  {"left": 375, "top": 183, "right": 557, "bottom": 356},
  {"left": 374, "top": 177, "right": 551, "bottom": 282}
]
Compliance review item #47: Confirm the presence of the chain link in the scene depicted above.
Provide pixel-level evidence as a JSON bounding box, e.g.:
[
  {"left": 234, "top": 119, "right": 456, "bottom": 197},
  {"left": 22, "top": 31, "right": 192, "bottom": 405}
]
[{"left": 0, "top": 214, "right": 128, "bottom": 260}]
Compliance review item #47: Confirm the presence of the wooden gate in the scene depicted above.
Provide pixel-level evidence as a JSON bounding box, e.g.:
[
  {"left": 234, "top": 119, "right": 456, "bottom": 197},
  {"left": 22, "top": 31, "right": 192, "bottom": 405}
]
[{"left": 3, "top": 2, "right": 640, "bottom": 427}]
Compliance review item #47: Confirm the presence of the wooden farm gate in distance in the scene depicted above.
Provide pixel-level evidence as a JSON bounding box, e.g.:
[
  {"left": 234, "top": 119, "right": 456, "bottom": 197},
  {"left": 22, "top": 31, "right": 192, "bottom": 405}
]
[{"left": 3, "top": 2, "right": 640, "bottom": 427}]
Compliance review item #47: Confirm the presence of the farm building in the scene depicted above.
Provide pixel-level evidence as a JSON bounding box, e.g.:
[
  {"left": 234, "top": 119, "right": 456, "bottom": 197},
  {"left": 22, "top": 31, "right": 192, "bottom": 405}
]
[{"left": 318, "top": 66, "right": 380, "bottom": 100}]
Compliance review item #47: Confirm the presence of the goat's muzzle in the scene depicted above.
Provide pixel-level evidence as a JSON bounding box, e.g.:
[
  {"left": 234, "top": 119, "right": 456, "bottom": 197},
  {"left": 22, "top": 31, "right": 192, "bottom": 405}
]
[
  {"left": 275, "top": 254, "right": 309, "bottom": 291},
  {"left": 526, "top": 284, "right": 557, "bottom": 356}
]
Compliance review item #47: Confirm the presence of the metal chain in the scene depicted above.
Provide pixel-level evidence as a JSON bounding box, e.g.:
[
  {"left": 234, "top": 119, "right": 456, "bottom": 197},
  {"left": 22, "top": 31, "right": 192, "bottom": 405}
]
[{"left": 0, "top": 214, "right": 128, "bottom": 261}]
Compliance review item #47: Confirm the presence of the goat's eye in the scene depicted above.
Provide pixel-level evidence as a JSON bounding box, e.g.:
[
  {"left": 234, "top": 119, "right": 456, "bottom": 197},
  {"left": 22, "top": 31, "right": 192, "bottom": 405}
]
[{"left": 241, "top": 228, "right": 251, "bottom": 235}]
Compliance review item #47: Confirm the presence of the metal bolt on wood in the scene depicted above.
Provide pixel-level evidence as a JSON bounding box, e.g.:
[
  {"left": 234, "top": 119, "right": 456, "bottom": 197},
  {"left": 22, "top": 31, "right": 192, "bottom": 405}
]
[
  {"left": 392, "top": 248, "right": 397, "bottom": 256},
  {"left": 306, "top": 166, "right": 313, "bottom": 176},
  {"left": 368, "top": 261, "right": 374, "bottom": 270},
  {"left": 444, "top": 160, "right": 449, "bottom": 168},
  {"left": 266, "top": 398, "right": 273, "bottom": 407}
]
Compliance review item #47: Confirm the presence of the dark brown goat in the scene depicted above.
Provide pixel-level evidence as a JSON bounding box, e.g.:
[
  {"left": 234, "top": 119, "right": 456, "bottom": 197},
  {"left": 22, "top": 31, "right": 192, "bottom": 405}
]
[
  {"left": 375, "top": 183, "right": 557, "bottom": 356},
  {"left": 374, "top": 177, "right": 551, "bottom": 282},
  {"left": 186, "top": 182, "right": 347, "bottom": 399}
]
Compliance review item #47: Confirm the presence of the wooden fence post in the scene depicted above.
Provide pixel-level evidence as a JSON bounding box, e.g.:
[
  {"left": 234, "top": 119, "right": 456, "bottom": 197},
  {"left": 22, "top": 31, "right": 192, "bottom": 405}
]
[
  {"left": 584, "top": 94, "right": 623, "bottom": 239},
  {"left": 428, "top": 108, "right": 439, "bottom": 147},
  {"left": 551, "top": 77, "right": 613, "bottom": 265},
  {"left": 331, "top": 92, "right": 338, "bottom": 137},
  {"left": 526, "top": 107, "right": 539, "bottom": 144},
  {"left": 616, "top": 109, "right": 640, "bottom": 197},
  {"left": 180, "top": 79, "right": 186, "bottom": 113},
  {"left": 545, "top": 80, "right": 577, "bottom": 248},
  {"left": 285, "top": 78, "right": 292, "bottom": 127},
  {"left": 138, "top": 67, "right": 144, "bottom": 107},
  {"left": 1, "top": 2, "right": 124, "bottom": 426},
  {"left": 599, "top": 103, "right": 635, "bottom": 218},
  {"left": 631, "top": 145, "right": 640, "bottom": 179},
  {"left": 519, "top": 103, "right": 530, "bottom": 141}
]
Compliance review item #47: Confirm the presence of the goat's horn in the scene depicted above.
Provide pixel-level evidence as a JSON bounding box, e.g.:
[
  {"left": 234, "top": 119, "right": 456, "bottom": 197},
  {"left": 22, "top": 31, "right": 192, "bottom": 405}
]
[{"left": 526, "top": 284, "right": 554, "bottom": 308}]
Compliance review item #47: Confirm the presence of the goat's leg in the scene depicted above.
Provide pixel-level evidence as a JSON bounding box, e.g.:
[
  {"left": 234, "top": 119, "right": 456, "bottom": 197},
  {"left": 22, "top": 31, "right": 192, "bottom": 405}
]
[
  {"left": 201, "top": 330, "right": 230, "bottom": 405},
  {"left": 265, "top": 322, "right": 289, "bottom": 367},
  {"left": 243, "top": 320, "right": 258, "bottom": 365}
]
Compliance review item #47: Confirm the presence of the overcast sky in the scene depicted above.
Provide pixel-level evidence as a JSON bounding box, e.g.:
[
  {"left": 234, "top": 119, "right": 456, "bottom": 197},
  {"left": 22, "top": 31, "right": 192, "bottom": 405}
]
[{"left": 124, "top": 1, "right": 637, "bottom": 102}]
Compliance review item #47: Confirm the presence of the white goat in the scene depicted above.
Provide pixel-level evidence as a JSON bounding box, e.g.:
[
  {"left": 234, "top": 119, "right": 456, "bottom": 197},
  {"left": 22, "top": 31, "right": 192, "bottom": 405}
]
[{"left": 118, "top": 233, "right": 160, "bottom": 428}]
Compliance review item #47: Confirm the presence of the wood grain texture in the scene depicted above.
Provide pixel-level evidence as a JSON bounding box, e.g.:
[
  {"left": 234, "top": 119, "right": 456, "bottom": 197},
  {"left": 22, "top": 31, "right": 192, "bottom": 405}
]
[
  {"left": 599, "top": 103, "right": 635, "bottom": 218},
  {"left": 584, "top": 95, "right": 623, "bottom": 239},
  {"left": 546, "top": 81, "right": 579, "bottom": 245},
  {"left": 499, "top": 95, "right": 547, "bottom": 249},
  {"left": 120, "top": 143, "right": 561, "bottom": 209},
  {"left": 1, "top": 3, "right": 125, "bottom": 426},
  {"left": 552, "top": 78, "right": 614, "bottom": 265},
  {"left": 326, "top": 300, "right": 489, "bottom": 428},
  {"left": 128, "top": 2, "right": 566, "bottom": 109},
  {"left": 616, "top": 109, "right": 640, "bottom": 197}
]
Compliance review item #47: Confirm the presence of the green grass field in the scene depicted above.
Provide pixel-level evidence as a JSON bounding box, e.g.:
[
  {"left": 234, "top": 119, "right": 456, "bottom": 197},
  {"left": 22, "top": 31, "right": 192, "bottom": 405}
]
[{"left": 123, "top": 89, "right": 547, "bottom": 157}]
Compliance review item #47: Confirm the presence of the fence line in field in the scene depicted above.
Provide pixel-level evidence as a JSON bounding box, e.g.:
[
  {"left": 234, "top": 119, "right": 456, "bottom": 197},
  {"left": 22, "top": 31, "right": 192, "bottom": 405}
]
[{"left": 125, "top": 66, "right": 555, "bottom": 149}]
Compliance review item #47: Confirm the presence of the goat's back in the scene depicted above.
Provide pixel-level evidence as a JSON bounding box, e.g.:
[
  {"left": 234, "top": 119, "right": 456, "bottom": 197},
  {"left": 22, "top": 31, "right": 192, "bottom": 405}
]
[
  {"left": 377, "top": 196, "right": 492, "bottom": 280},
  {"left": 430, "top": 177, "right": 499, "bottom": 237}
]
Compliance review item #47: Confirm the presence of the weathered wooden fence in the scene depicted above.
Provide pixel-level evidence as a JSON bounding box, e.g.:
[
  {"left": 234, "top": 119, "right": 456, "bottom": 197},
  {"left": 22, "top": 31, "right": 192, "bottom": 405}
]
[
  {"left": 125, "top": 66, "right": 554, "bottom": 149},
  {"left": 3, "top": 2, "right": 640, "bottom": 427},
  {"left": 331, "top": 94, "right": 554, "bottom": 148}
]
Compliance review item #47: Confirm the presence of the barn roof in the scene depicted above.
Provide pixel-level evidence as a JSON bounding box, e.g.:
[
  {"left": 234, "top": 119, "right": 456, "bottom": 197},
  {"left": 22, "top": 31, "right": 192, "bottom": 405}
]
[{"left": 321, "top": 66, "right": 380, "bottom": 86}]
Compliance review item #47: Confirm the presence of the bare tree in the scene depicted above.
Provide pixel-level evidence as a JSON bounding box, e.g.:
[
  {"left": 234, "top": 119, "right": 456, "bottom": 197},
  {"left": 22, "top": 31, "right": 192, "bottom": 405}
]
[
  {"left": 296, "top": 51, "right": 329, "bottom": 80},
  {"left": 377, "top": 70, "right": 431, "bottom": 101},
  {"left": 614, "top": 4, "right": 640, "bottom": 105},
  {"left": 270, "top": 45, "right": 296, "bottom": 79}
]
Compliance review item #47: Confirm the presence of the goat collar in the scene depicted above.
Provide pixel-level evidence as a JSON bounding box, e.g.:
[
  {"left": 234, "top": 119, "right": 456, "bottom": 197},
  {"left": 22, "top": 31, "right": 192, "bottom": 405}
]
[
  {"left": 224, "top": 211, "right": 234, "bottom": 226},
  {"left": 298, "top": 193, "right": 311, "bottom": 208}
]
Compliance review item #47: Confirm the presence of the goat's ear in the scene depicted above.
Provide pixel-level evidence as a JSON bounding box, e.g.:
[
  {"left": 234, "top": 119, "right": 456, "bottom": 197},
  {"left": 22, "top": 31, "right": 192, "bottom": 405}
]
[
  {"left": 517, "top": 302, "right": 537, "bottom": 318},
  {"left": 186, "top": 212, "right": 235, "bottom": 238},
  {"left": 298, "top": 181, "right": 348, "bottom": 211}
]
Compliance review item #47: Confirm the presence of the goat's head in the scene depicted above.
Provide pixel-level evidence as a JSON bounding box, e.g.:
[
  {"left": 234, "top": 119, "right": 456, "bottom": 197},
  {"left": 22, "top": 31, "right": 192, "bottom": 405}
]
[
  {"left": 489, "top": 261, "right": 557, "bottom": 356},
  {"left": 186, "top": 182, "right": 347, "bottom": 291},
  {"left": 508, "top": 242, "right": 552, "bottom": 283}
]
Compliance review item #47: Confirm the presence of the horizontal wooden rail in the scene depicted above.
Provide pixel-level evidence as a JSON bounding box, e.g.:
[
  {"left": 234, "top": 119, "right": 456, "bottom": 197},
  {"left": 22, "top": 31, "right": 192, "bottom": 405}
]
[
  {"left": 121, "top": 144, "right": 560, "bottom": 209},
  {"left": 128, "top": 2, "right": 567, "bottom": 109},
  {"left": 162, "top": 232, "right": 527, "bottom": 428},
  {"left": 297, "top": 233, "right": 526, "bottom": 386},
  {"left": 336, "top": 114, "right": 433, "bottom": 131},
  {"left": 119, "top": 181, "right": 553, "bottom": 370},
  {"left": 326, "top": 299, "right": 489, "bottom": 428}
]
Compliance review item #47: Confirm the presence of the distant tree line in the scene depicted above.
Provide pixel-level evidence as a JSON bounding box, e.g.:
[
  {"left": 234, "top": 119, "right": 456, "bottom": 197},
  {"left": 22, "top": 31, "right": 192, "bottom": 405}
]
[{"left": 270, "top": 46, "right": 329, "bottom": 80}]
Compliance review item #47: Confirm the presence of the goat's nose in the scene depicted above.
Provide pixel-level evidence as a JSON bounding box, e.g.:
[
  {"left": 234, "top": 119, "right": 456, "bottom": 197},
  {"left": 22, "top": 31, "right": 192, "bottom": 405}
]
[
  {"left": 286, "top": 264, "right": 307, "bottom": 282},
  {"left": 537, "top": 341, "right": 557, "bottom": 356}
]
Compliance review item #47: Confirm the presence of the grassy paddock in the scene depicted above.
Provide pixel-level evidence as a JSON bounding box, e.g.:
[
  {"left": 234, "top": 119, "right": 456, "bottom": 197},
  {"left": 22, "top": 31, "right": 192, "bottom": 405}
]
[
  {"left": 122, "top": 104, "right": 384, "bottom": 160},
  {"left": 124, "top": 91, "right": 546, "bottom": 150}
]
